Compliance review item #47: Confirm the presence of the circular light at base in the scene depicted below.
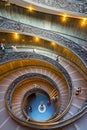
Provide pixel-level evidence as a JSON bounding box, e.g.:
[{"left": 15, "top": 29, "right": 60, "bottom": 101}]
[{"left": 38, "top": 104, "right": 46, "bottom": 113}]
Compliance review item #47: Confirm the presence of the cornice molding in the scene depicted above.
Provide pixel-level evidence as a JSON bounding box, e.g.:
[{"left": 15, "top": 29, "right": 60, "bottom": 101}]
[
  {"left": 26, "top": 0, "right": 87, "bottom": 14},
  {"left": 6, "top": 0, "right": 87, "bottom": 18}
]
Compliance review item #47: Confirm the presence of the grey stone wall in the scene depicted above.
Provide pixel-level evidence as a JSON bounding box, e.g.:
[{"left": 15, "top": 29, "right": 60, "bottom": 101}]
[{"left": 0, "top": 2, "right": 87, "bottom": 44}]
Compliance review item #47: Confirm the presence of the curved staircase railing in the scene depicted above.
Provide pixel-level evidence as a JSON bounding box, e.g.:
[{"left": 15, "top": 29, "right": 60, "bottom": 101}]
[
  {"left": 0, "top": 16, "right": 87, "bottom": 76},
  {"left": 3, "top": 52, "right": 87, "bottom": 129}
]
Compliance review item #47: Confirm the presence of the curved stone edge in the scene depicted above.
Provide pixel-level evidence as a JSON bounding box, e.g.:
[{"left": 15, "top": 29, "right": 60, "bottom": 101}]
[
  {"left": 3, "top": 55, "right": 87, "bottom": 129},
  {"left": 3, "top": 0, "right": 87, "bottom": 17},
  {"left": 0, "top": 16, "right": 87, "bottom": 68},
  {"left": 0, "top": 17, "right": 86, "bottom": 129},
  {"left": 4, "top": 57, "right": 73, "bottom": 121}
]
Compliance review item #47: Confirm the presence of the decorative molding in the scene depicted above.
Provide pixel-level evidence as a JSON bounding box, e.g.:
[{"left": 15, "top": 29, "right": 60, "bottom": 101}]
[
  {"left": 0, "top": 16, "right": 87, "bottom": 68},
  {"left": 4, "top": 54, "right": 74, "bottom": 128},
  {"left": 4, "top": 55, "right": 87, "bottom": 128},
  {"left": 25, "top": 0, "right": 87, "bottom": 14},
  {"left": 0, "top": 17, "right": 87, "bottom": 129},
  {"left": 0, "top": 52, "right": 73, "bottom": 97}
]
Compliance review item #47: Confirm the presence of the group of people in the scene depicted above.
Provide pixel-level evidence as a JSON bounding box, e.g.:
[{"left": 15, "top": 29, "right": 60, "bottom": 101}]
[
  {"left": 0, "top": 43, "right": 18, "bottom": 53},
  {"left": 27, "top": 99, "right": 52, "bottom": 113},
  {"left": 75, "top": 87, "right": 81, "bottom": 95}
]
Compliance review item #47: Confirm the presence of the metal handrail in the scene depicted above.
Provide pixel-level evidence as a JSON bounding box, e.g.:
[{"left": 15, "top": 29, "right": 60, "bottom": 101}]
[{"left": 4, "top": 53, "right": 73, "bottom": 128}]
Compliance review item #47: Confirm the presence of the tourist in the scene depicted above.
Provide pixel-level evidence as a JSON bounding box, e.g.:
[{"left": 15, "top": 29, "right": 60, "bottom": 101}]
[
  {"left": 47, "top": 100, "right": 51, "bottom": 105},
  {"left": 56, "top": 55, "right": 59, "bottom": 63},
  {"left": 11, "top": 45, "right": 17, "bottom": 52},
  {"left": 26, "top": 117, "right": 30, "bottom": 121},
  {"left": 77, "top": 87, "right": 81, "bottom": 93},
  {"left": 75, "top": 91, "right": 79, "bottom": 95},
  {"left": 75, "top": 87, "right": 81, "bottom": 95},
  {"left": 28, "top": 106, "right": 32, "bottom": 112},
  {"left": 0, "top": 43, "right": 5, "bottom": 53},
  {"left": 33, "top": 49, "right": 37, "bottom": 53}
]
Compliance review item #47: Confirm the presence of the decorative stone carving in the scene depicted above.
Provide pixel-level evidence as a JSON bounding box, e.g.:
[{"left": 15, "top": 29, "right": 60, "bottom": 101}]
[
  {"left": 4, "top": 53, "right": 87, "bottom": 129},
  {"left": 0, "top": 16, "right": 87, "bottom": 68},
  {"left": 30, "top": 0, "right": 86, "bottom": 14},
  {"left": 5, "top": 58, "right": 72, "bottom": 122},
  {"left": 82, "top": 3, "right": 87, "bottom": 14}
]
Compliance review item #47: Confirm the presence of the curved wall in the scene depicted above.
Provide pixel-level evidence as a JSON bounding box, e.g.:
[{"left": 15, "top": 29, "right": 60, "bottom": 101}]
[
  {"left": 0, "top": 1, "right": 87, "bottom": 130},
  {"left": 0, "top": 17, "right": 87, "bottom": 78},
  {"left": 0, "top": 2, "right": 87, "bottom": 43}
]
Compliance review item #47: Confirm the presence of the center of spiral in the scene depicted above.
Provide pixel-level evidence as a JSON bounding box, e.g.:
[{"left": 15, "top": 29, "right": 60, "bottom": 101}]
[{"left": 38, "top": 102, "right": 46, "bottom": 113}]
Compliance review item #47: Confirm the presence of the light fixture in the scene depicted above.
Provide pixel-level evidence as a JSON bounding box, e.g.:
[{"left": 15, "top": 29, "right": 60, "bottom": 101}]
[
  {"left": 27, "top": 6, "right": 34, "bottom": 12},
  {"left": 14, "top": 33, "right": 19, "bottom": 39},
  {"left": 35, "top": 37, "right": 39, "bottom": 42},
  {"left": 62, "top": 14, "right": 67, "bottom": 22},
  {"left": 22, "top": 39, "right": 25, "bottom": 42},
  {"left": 81, "top": 18, "right": 87, "bottom": 26},
  {"left": 51, "top": 42, "right": 55, "bottom": 46}
]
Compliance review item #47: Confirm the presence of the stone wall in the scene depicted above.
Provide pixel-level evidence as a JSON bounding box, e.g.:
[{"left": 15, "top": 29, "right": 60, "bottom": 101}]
[{"left": 0, "top": 2, "right": 87, "bottom": 43}]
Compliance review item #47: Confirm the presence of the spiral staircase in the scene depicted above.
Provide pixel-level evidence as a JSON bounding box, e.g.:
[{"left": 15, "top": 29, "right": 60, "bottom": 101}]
[
  {"left": 0, "top": 0, "right": 87, "bottom": 130},
  {"left": 0, "top": 50, "right": 87, "bottom": 130}
]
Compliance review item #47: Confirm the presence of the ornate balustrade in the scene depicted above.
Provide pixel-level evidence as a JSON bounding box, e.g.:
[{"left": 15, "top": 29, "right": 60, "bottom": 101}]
[
  {"left": 2, "top": 0, "right": 85, "bottom": 15},
  {"left": 0, "top": 2, "right": 87, "bottom": 129},
  {"left": 2, "top": 51, "right": 87, "bottom": 128},
  {"left": 4, "top": 53, "right": 74, "bottom": 128},
  {"left": 23, "top": 0, "right": 87, "bottom": 14},
  {"left": 6, "top": 73, "right": 60, "bottom": 113},
  {"left": 0, "top": 16, "right": 87, "bottom": 75},
  {"left": 3, "top": 53, "right": 72, "bottom": 99}
]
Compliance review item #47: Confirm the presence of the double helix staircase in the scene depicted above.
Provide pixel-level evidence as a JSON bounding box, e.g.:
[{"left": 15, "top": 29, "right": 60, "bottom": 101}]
[
  {"left": 0, "top": 50, "right": 87, "bottom": 130},
  {"left": 0, "top": 0, "right": 87, "bottom": 129},
  {"left": 10, "top": 65, "right": 69, "bottom": 119}
]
